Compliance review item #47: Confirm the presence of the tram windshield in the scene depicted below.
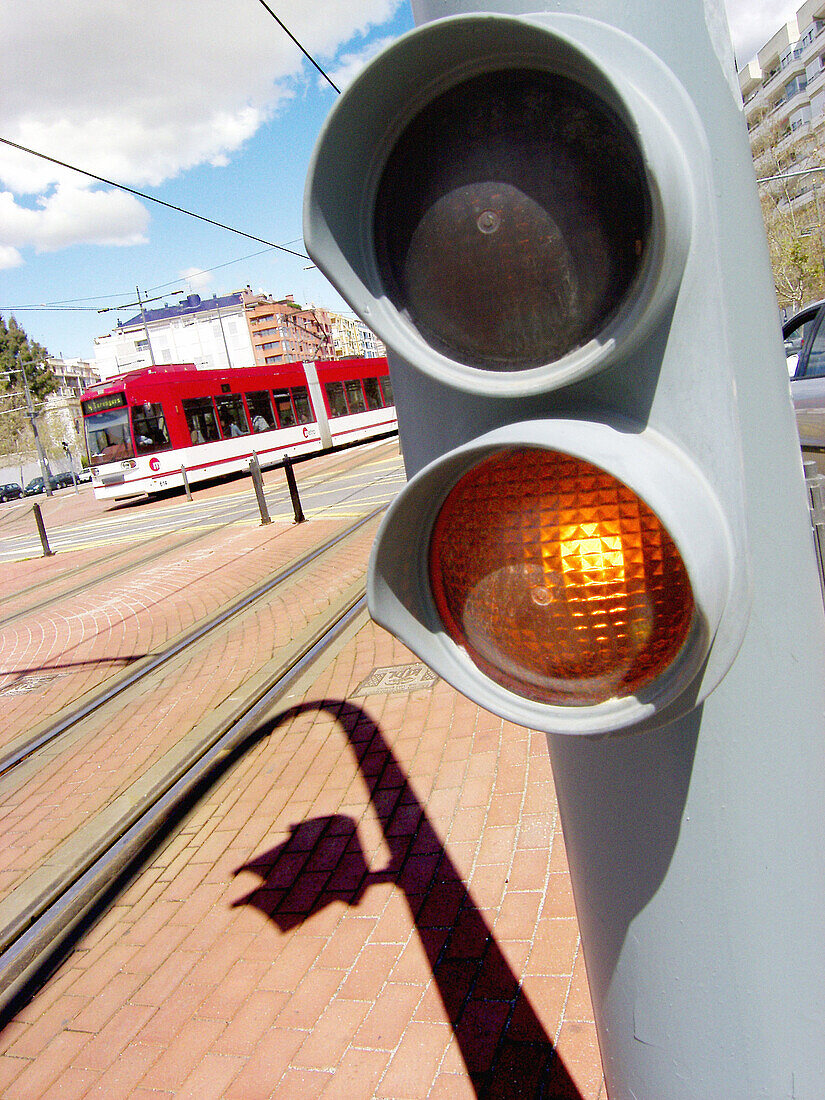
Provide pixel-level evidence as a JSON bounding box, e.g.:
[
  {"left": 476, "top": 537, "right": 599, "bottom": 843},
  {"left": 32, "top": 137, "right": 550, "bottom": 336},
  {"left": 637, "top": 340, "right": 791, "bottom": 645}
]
[{"left": 85, "top": 408, "right": 134, "bottom": 466}]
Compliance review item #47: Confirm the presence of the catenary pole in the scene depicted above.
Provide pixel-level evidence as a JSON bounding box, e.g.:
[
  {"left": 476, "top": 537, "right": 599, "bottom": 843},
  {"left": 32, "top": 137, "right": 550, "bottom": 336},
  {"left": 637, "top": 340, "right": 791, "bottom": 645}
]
[{"left": 19, "top": 358, "right": 53, "bottom": 497}]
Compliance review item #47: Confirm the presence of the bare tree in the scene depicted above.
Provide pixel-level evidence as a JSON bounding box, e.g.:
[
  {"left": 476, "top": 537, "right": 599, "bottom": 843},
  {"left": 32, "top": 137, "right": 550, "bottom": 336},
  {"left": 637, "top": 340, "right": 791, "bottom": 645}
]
[{"left": 752, "top": 108, "right": 825, "bottom": 312}]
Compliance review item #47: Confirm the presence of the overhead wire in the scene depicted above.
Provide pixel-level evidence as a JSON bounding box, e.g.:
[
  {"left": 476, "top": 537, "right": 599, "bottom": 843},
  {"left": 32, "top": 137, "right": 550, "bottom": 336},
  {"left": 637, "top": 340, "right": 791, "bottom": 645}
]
[
  {"left": 0, "top": 243, "right": 300, "bottom": 313},
  {"left": 0, "top": 137, "right": 310, "bottom": 259},
  {"left": 253, "top": 0, "right": 341, "bottom": 94}
]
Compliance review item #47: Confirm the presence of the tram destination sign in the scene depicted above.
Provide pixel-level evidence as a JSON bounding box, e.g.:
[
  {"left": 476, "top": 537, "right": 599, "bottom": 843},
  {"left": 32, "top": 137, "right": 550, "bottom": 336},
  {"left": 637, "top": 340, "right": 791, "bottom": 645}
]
[{"left": 82, "top": 393, "right": 127, "bottom": 415}]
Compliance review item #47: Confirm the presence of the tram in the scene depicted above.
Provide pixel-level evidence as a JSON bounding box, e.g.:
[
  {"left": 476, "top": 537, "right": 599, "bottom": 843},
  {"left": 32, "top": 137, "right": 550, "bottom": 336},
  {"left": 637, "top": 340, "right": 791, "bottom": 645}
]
[{"left": 80, "top": 357, "right": 396, "bottom": 500}]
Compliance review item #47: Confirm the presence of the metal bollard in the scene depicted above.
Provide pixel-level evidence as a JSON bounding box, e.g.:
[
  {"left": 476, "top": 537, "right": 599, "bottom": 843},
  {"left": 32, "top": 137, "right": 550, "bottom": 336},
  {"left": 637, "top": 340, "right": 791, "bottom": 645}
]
[
  {"left": 249, "top": 453, "right": 271, "bottom": 526},
  {"left": 804, "top": 458, "right": 825, "bottom": 607},
  {"left": 33, "top": 503, "right": 55, "bottom": 557},
  {"left": 181, "top": 465, "right": 193, "bottom": 501},
  {"left": 283, "top": 453, "right": 306, "bottom": 524}
]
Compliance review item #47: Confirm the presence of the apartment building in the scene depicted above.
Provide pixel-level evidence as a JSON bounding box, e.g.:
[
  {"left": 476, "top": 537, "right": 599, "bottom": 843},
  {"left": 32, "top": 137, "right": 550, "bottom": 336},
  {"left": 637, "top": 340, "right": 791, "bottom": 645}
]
[
  {"left": 739, "top": 1, "right": 825, "bottom": 198},
  {"left": 94, "top": 293, "right": 255, "bottom": 380},
  {"left": 244, "top": 292, "right": 334, "bottom": 366},
  {"left": 46, "top": 357, "right": 99, "bottom": 398},
  {"left": 328, "top": 311, "right": 387, "bottom": 360}
]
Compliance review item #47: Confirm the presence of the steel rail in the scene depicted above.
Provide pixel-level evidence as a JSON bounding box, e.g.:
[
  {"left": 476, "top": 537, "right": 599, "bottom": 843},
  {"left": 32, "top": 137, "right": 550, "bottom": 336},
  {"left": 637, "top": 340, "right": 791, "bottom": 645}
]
[
  {"left": 0, "top": 504, "right": 384, "bottom": 780},
  {"left": 0, "top": 593, "right": 368, "bottom": 1018},
  {"left": 0, "top": 437, "right": 398, "bottom": 624}
]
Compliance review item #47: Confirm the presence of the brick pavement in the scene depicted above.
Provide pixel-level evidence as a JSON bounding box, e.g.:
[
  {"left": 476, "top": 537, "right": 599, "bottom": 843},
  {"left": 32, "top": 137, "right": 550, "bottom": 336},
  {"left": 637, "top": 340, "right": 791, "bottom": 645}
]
[
  {"left": 0, "top": 519, "right": 380, "bottom": 898},
  {"left": 0, "top": 441, "right": 400, "bottom": 742},
  {"left": 0, "top": 445, "right": 605, "bottom": 1097},
  {"left": 0, "top": 612, "right": 605, "bottom": 1098}
]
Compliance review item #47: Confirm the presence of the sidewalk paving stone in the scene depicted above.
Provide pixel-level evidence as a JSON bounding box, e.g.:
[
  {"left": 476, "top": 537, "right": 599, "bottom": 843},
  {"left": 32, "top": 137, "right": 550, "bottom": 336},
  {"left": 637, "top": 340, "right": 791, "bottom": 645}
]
[{"left": 0, "top": 460, "right": 604, "bottom": 1097}]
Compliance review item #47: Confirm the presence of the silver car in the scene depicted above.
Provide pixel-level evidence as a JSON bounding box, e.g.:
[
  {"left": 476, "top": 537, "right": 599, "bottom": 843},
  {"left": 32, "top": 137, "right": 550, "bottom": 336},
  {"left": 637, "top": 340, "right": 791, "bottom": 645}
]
[{"left": 783, "top": 302, "right": 825, "bottom": 448}]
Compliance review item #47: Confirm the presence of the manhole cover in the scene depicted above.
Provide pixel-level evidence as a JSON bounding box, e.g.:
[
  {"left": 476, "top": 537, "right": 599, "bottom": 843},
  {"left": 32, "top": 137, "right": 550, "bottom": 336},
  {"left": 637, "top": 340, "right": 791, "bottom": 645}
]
[{"left": 353, "top": 662, "right": 439, "bottom": 696}]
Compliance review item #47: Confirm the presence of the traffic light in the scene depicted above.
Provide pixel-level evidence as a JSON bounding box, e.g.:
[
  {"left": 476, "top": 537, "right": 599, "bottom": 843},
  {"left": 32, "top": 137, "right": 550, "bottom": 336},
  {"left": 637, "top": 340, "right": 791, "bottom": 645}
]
[
  {"left": 305, "top": 7, "right": 825, "bottom": 1097},
  {"left": 305, "top": 12, "right": 749, "bottom": 736}
]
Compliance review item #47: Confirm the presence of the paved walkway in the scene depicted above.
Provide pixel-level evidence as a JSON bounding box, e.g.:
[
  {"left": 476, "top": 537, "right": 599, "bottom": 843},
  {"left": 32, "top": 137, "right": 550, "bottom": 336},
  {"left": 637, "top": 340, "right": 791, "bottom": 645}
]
[{"left": 0, "top": 465, "right": 605, "bottom": 1098}]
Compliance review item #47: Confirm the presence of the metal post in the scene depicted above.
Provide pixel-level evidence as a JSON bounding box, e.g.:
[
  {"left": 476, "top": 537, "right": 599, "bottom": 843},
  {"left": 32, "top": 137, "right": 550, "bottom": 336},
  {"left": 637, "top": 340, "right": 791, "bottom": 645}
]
[
  {"left": 804, "top": 458, "right": 825, "bottom": 605},
  {"left": 180, "top": 465, "right": 193, "bottom": 502},
  {"left": 20, "top": 360, "right": 53, "bottom": 497},
  {"left": 283, "top": 453, "right": 305, "bottom": 523},
  {"left": 32, "top": 503, "right": 54, "bottom": 557},
  {"left": 213, "top": 295, "right": 232, "bottom": 368},
  {"left": 316, "top": 3, "right": 825, "bottom": 1096},
  {"left": 135, "top": 286, "right": 156, "bottom": 367},
  {"left": 249, "top": 453, "right": 271, "bottom": 525},
  {"left": 63, "top": 441, "right": 78, "bottom": 493}
]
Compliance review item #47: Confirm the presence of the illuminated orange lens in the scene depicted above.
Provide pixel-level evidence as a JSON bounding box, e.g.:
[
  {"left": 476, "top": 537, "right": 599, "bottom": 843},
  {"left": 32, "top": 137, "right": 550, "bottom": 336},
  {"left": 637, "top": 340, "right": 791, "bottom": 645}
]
[{"left": 429, "top": 449, "right": 694, "bottom": 706}]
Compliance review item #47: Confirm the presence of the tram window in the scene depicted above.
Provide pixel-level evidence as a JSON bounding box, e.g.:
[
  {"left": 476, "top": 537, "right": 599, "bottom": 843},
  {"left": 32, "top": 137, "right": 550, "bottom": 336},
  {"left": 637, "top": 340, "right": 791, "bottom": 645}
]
[
  {"left": 182, "top": 397, "right": 221, "bottom": 445},
  {"left": 132, "top": 403, "right": 171, "bottom": 453},
  {"left": 344, "top": 379, "right": 367, "bottom": 414},
  {"left": 292, "top": 386, "right": 315, "bottom": 424},
  {"left": 85, "top": 407, "right": 134, "bottom": 466},
  {"left": 246, "top": 390, "right": 274, "bottom": 432},
  {"left": 325, "top": 381, "right": 348, "bottom": 418},
  {"left": 272, "top": 390, "right": 296, "bottom": 428},
  {"left": 363, "top": 378, "right": 383, "bottom": 411},
  {"left": 379, "top": 375, "right": 394, "bottom": 406},
  {"left": 215, "top": 394, "right": 250, "bottom": 437}
]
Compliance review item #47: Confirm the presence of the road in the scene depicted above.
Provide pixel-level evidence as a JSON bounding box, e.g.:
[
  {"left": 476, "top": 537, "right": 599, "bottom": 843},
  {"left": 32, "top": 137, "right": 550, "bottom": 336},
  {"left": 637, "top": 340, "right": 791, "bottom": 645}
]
[{"left": 0, "top": 445, "right": 406, "bottom": 563}]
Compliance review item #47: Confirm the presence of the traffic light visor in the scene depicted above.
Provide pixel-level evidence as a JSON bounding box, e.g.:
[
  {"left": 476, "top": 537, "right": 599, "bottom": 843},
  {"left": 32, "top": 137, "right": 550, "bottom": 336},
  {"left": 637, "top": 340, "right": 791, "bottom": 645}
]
[
  {"left": 305, "top": 14, "right": 692, "bottom": 395},
  {"left": 429, "top": 449, "right": 694, "bottom": 706}
]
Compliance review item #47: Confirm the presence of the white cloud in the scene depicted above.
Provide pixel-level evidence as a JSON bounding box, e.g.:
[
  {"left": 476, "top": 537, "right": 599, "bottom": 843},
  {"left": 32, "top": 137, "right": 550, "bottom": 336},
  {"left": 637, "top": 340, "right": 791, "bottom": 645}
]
[
  {"left": 0, "top": 0, "right": 404, "bottom": 255},
  {"left": 724, "top": 0, "right": 803, "bottom": 64},
  {"left": 0, "top": 245, "right": 23, "bottom": 270},
  {"left": 0, "top": 185, "right": 148, "bottom": 252},
  {"left": 181, "top": 267, "right": 213, "bottom": 294},
  {"left": 325, "top": 36, "right": 398, "bottom": 92}
]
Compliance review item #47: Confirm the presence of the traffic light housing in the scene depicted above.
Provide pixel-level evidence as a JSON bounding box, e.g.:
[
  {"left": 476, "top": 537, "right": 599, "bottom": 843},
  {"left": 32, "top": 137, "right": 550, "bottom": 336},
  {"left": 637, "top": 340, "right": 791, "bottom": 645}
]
[
  {"left": 305, "top": 8, "right": 825, "bottom": 1095},
  {"left": 305, "top": 12, "right": 748, "bottom": 736}
]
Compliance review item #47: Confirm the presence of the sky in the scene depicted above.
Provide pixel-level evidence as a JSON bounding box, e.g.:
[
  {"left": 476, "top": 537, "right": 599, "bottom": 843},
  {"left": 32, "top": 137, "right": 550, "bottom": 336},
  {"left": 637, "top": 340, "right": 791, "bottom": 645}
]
[{"left": 0, "top": 0, "right": 804, "bottom": 363}]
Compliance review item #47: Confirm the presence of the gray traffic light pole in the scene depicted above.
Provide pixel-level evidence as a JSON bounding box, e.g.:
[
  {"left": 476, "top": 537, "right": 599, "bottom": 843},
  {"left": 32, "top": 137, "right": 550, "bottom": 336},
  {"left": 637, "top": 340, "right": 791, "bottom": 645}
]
[{"left": 402, "top": 3, "right": 825, "bottom": 1097}]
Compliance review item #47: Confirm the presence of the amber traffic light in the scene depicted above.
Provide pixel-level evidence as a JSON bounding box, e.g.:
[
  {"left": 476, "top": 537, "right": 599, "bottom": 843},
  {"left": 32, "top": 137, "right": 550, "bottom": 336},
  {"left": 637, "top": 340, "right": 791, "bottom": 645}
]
[{"left": 429, "top": 448, "right": 694, "bottom": 706}]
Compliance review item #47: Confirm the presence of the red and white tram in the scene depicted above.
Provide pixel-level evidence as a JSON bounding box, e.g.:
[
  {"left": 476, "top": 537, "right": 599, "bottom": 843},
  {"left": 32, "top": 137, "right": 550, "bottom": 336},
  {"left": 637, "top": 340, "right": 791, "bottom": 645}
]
[{"left": 80, "top": 357, "right": 396, "bottom": 500}]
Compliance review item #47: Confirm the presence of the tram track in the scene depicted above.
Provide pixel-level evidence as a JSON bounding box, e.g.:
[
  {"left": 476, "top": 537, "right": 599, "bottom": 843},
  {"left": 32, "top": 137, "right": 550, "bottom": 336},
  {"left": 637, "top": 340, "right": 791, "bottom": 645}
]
[
  {"left": 0, "top": 590, "right": 369, "bottom": 1019},
  {"left": 0, "top": 437, "right": 399, "bottom": 626},
  {"left": 0, "top": 442, "right": 400, "bottom": 1016},
  {"left": 0, "top": 503, "right": 385, "bottom": 781}
]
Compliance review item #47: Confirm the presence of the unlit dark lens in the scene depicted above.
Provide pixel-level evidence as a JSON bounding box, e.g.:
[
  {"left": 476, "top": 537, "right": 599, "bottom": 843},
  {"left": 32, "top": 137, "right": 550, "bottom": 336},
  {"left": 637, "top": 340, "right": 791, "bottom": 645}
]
[{"left": 374, "top": 68, "right": 650, "bottom": 371}]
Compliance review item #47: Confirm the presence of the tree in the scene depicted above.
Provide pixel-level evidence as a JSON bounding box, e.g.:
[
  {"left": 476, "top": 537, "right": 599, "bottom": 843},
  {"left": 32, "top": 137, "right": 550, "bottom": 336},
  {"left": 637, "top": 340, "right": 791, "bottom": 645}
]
[
  {"left": 752, "top": 109, "right": 825, "bottom": 312},
  {"left": 0, "top": 314, "right": 58, "bottom": 457},
  {"left": 761, "top": 190, "right": 825, "bottom": 313}
]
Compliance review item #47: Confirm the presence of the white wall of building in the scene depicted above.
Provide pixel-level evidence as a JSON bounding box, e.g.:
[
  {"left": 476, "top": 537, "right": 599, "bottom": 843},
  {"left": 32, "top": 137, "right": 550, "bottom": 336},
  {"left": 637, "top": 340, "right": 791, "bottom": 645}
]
[{"left": 94, "top": 295, "right": 255, "bottom": 380}]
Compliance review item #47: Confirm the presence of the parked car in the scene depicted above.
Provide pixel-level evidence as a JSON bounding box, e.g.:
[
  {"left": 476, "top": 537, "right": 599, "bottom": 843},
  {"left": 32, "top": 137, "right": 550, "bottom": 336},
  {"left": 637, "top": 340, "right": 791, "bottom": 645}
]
[
  {"left": 75, "top": 468, "right": 92, "bottom": 484},
  {"left": 0, "top": 483, "right": 23, "bottom": 502},
  {"left": 24, "top": 472, "right": 79, "bottom": 495},
  {"left": 25, "top": 477, "right": 46, "bottom": 495},
  {"left": 784, "top": 302, "right": 825, "bottom": 448}
]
